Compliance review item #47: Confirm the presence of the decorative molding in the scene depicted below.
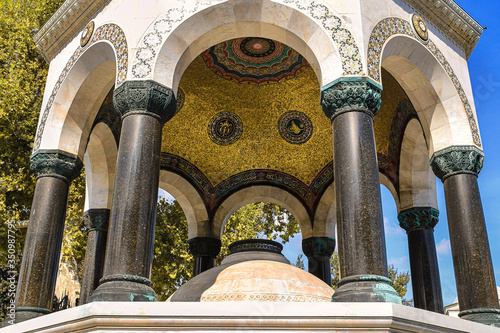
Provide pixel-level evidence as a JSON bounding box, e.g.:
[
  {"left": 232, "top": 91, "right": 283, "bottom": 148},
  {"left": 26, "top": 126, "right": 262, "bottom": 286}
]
[
  {"left": 302, "top": 237, "right": 335, "bottom": 257},
  {"left": 33, "top": 0, "right": 110, "bottom": 61},
  {"left": 200, "top": 293, "right": 331, "bottom": 302},
  {"left": 366, "top": 17, "right": 481, "bottom": 147},
  {"left": 228, "top": 239, "right": 283, "bottom": 255},
  {"left": 83, "top": 208, "right": 110, "bottom": 230},
  {"left": 99, "top": 274, "right": 153, "bottom": 287},
  {"left": 30, "top": 149, "right": 83, "bottom": 184},
  {"left": 402, "top": 0, "right": 483, "bottom": 59},
  {"left": 33, "top": 23, "right": 128, "bottom": 152},
  {"left": 429, "top": 145, "right": 484, "bottom": 181},
  {"left": 397, "top": 207, "right": 439, "bottom": 232},
  {"left": 188, "top": 237, "right": 222, "bottom": 258},
  {"left": 113, "top": 80, "right": 176, "bottom": 125},
  {"left": 320, "top": 77, "right": 382, "bottom": 121}
]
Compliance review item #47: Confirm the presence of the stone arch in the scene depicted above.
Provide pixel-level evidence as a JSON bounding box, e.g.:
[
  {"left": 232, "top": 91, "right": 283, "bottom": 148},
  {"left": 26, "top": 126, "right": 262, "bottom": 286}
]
[
  {"left": 34, "top": 23, "right": 128, "bottom": 156},
  {"left": 313, "top": 184, "right": 336, "bottom": 238},
  {"left": 131, "top": 0, "right": 363, "bottom": 91},
  {"left": 399, "top": 118, "right": 437, "bottom": 212},
  {"left": 83, "top": 122, "right": 118, "bottom": 210},
  {"left": 212, "top": 185, "right": 313, "bottom": 239},
  {"left": 367, "top": 17, "right": 481, "bottom": 153},
  {"left": 159, "top": 170, "right": 210, "bottom": 239},
  {"left": 379, "top": 172, "right": 400, "bottom": 213}
]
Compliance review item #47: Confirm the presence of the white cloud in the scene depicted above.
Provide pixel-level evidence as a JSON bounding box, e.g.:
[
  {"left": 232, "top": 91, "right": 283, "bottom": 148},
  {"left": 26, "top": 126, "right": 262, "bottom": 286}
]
[
  {"left": 384, "top": 216, "right": 405, "bottom": 236},
  {"left": 389, "top": 255, "right": 409, "bottom": 267},
  {"left": 436, "top": 238, "right": 451, "bottom": 256}
]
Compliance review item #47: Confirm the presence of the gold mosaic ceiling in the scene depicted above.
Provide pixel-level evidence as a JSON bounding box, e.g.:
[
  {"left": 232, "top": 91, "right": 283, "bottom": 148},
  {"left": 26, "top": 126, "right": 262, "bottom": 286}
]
[{"left": 160, "top": 38, "right": 414, "bottom": 188}]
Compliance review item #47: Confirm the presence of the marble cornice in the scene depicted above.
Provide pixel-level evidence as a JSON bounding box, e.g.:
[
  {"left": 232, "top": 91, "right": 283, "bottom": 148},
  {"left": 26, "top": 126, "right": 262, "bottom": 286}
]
[
  {"left": 33, "top": 0, "right": 109, "bottom": 62},
  {"left": 402, "top": 0, "right": 483, "bottom": 58}
]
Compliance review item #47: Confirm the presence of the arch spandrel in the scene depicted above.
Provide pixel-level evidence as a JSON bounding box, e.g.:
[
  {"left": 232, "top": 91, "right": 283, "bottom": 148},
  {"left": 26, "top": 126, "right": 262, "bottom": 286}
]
[
  {"left": 366, "top": 17, "right": 481, "bottom": 153},
  {"left": 34, "top": 23, "right": 128, "bottom": 158},
  {"left": 130, "top": 0, "right": 364, "bottom": 90}
]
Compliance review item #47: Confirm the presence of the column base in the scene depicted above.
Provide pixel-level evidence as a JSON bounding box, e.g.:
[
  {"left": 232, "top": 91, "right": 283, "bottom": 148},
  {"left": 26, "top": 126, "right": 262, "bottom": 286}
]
[
  {"left": 14, "top": 306, "right": 51, "bottom": 323},
  {"left": 333, "top": 275, "right": 401, "bottom": 303},
  {"left": 459, "top": 308, "right": 500, "bottom": 327},
  {"left": 89, "top": 274, "right": 157, "bottom": 302}
]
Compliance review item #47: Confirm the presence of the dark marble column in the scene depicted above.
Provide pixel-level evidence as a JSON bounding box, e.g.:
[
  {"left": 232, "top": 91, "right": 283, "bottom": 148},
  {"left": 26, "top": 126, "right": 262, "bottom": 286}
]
[
  {"left": 188, "top": 237, "right": 222, "bottom": 276},
  {"left": 431, "top": 146, "right": 500, "bottom": 326},
  {"left": 90, "top": 80, "right": 176, "bottom": 302},
  {"left": 80, "top": 209, "right": 110, "bottom": 304},
  {"left": 321, "top": 77, "right": 400, "bottom": 303},
  {"left": 15, "top": 150, "right": 82, "bottom": 322},
  {"left": 302, "top": 237, "right": 335, "bottom": 285},
  {"left": 398, "top": 207, "right": 443, "bottom": 313}
]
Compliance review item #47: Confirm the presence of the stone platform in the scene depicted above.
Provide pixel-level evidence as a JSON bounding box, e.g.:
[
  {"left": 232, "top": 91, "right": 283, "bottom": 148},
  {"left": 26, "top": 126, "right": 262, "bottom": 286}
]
[{"left": 2, "top": 302, "right": 499, "bottom": 332}]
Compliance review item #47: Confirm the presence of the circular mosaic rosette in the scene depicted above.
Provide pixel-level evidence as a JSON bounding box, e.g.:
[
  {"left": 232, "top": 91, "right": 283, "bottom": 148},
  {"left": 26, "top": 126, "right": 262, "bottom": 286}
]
[
  {"left": 208, "top": 113, "right": 242, "bottom": 145},
  {"left": 80, "top": 21, "right": 95, "bottom": 47},
  {"left": 278, "top": 111, "right": 313, "bottom": 144},
  {"left": 411, "top": 14, "right": 429, "bottom": 42},
  {"left": 202, "top": 37, "right": 308, "bottom": 84}
]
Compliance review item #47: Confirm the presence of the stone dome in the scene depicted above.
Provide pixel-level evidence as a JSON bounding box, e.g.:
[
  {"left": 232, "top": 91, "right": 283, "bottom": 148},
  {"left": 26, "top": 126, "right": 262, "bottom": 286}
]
[{"left": 169, "top": 239, "right": 334, "bottom": 302}]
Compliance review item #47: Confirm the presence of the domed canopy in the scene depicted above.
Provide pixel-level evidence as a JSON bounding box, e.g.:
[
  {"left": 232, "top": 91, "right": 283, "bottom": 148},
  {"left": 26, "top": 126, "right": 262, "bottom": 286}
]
[{"left": 169, "top": 239, "right": 334, "bottom": 302}]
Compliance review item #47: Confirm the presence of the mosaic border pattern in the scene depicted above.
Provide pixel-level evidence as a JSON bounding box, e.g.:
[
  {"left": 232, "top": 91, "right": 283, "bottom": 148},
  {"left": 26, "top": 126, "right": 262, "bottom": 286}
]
[
  {"left": 131, "top": 0, "right": 223, "bottom": 78},
  {"left": 366, "top": 17, "right": 481, "bottom": 147},
  {"left": 132, "top": 0, "right": 363, "bottom": 79},
  {"left": 34, "top": 23, "right": 128, "bottom": 151},
  {"left": 282, "top": 0, "right": 363, "bottom": 76}
]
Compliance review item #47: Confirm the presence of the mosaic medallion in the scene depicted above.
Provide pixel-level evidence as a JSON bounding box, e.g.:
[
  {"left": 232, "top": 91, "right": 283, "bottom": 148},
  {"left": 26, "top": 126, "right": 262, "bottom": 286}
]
[
  {"left": 278, "top": 111, "right": 313, "bottom": 144},
  {"left": 202, "top": 37, "right": 308, "bottom": 85},
  {"left": 412, "top": 15, "right": 429, "bottom": 42},
  {"left": 80, "top": 21, "right": 94, "bottom": 47},
  {"left": 209, "top": 113, "right": 242, "bottom": 145}
]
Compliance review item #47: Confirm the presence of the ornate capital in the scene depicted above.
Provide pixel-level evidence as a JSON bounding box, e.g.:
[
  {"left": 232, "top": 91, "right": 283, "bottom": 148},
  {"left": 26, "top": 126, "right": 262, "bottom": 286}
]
[
  {"left": 188, "top": 237, "right": 222, "bottom": 258},
  {"left": 398, "top": 207, "right": 439, "bottom": 232},
  {"left": 113, "top": 80, "right": 177, "bottom": 125},
  {"left": 302, "top": 237, "right": 336, "bottom": 258},
  {"left": 30, "top": 150, "right": 83, "bottom": 184},
  {"left": 320, "top": 77, "right": 382, "bottom": 121},
  {"left": 430, "top": 145, "right": 484, "bottom": 181},
  {"left": 83, "top": 208, "right": 110, "bottom": 230}
]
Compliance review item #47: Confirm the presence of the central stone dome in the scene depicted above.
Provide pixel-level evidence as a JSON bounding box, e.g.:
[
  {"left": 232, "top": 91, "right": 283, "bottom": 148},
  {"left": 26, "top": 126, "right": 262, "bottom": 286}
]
[{"left": 169, "top": 239, "right": 334, "bottom": 302}]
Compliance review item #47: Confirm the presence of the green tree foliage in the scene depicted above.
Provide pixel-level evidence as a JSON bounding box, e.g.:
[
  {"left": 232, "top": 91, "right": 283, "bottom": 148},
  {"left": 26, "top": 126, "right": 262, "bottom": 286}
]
[
  {"left": 0, "top": 0, "right": 65, "bottom": 323},
  {"left": 151, "top": 200, "right": 300, "bottom": 300}
]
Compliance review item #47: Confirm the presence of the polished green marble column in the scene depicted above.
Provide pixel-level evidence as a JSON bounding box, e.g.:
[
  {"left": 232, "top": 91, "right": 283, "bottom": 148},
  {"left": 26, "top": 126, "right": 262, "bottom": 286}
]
[
  {"left": 90, "top": 80, "right": 176, "bottom": 302},
  {"left": 188, "top": 237, "right": 222, "bottom": 276},
  {"left": 302, "top": 237, "right": 335, "bottom": 286},
  {"left": 80, "top": 209, "right": 110, "bottom": 304},
  {"left": 398, "top": 207, "right": 443, "bottom": 313},
  {"left": 15, "top": 150, "right": 82, "bottom": 322},
  {"left": 321, "top": 77, "right": 400, "bottom": 303},
  {"left": 431, "top": 146, "right": 500, "bottom": 326}
]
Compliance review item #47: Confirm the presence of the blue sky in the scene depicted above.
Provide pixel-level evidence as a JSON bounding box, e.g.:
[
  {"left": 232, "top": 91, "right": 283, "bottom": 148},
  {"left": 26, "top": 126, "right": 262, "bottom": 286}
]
[{"left": 161, "top": 0, "right": 500, "bottom": 307}]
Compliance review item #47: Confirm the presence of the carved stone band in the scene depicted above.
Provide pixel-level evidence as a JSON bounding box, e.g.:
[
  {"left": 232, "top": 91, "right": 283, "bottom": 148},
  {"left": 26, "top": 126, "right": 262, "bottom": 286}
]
[
  {"left": 320, "top": 77, "right": 382, "bottom": 121},
  {"left": 430, "top": 145, "right": 484, "bottom": 181},
  {"left": 302, "top": 237, "right": 336, "bottom": 257},
  {"left": 30, "top": 149, "right": 83, "bottom": 184},
  {"left": 398, "top": 207, "right": 439, "bottom": 232},
  {"left": 188, "top": 237, "right": 222, "bottom": 258},
  {"left": 83, "top": 208, "right": 110, "bottom": 230},
  {"left": 113, "top": 80, "right": 177, "bottom": 125}
]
